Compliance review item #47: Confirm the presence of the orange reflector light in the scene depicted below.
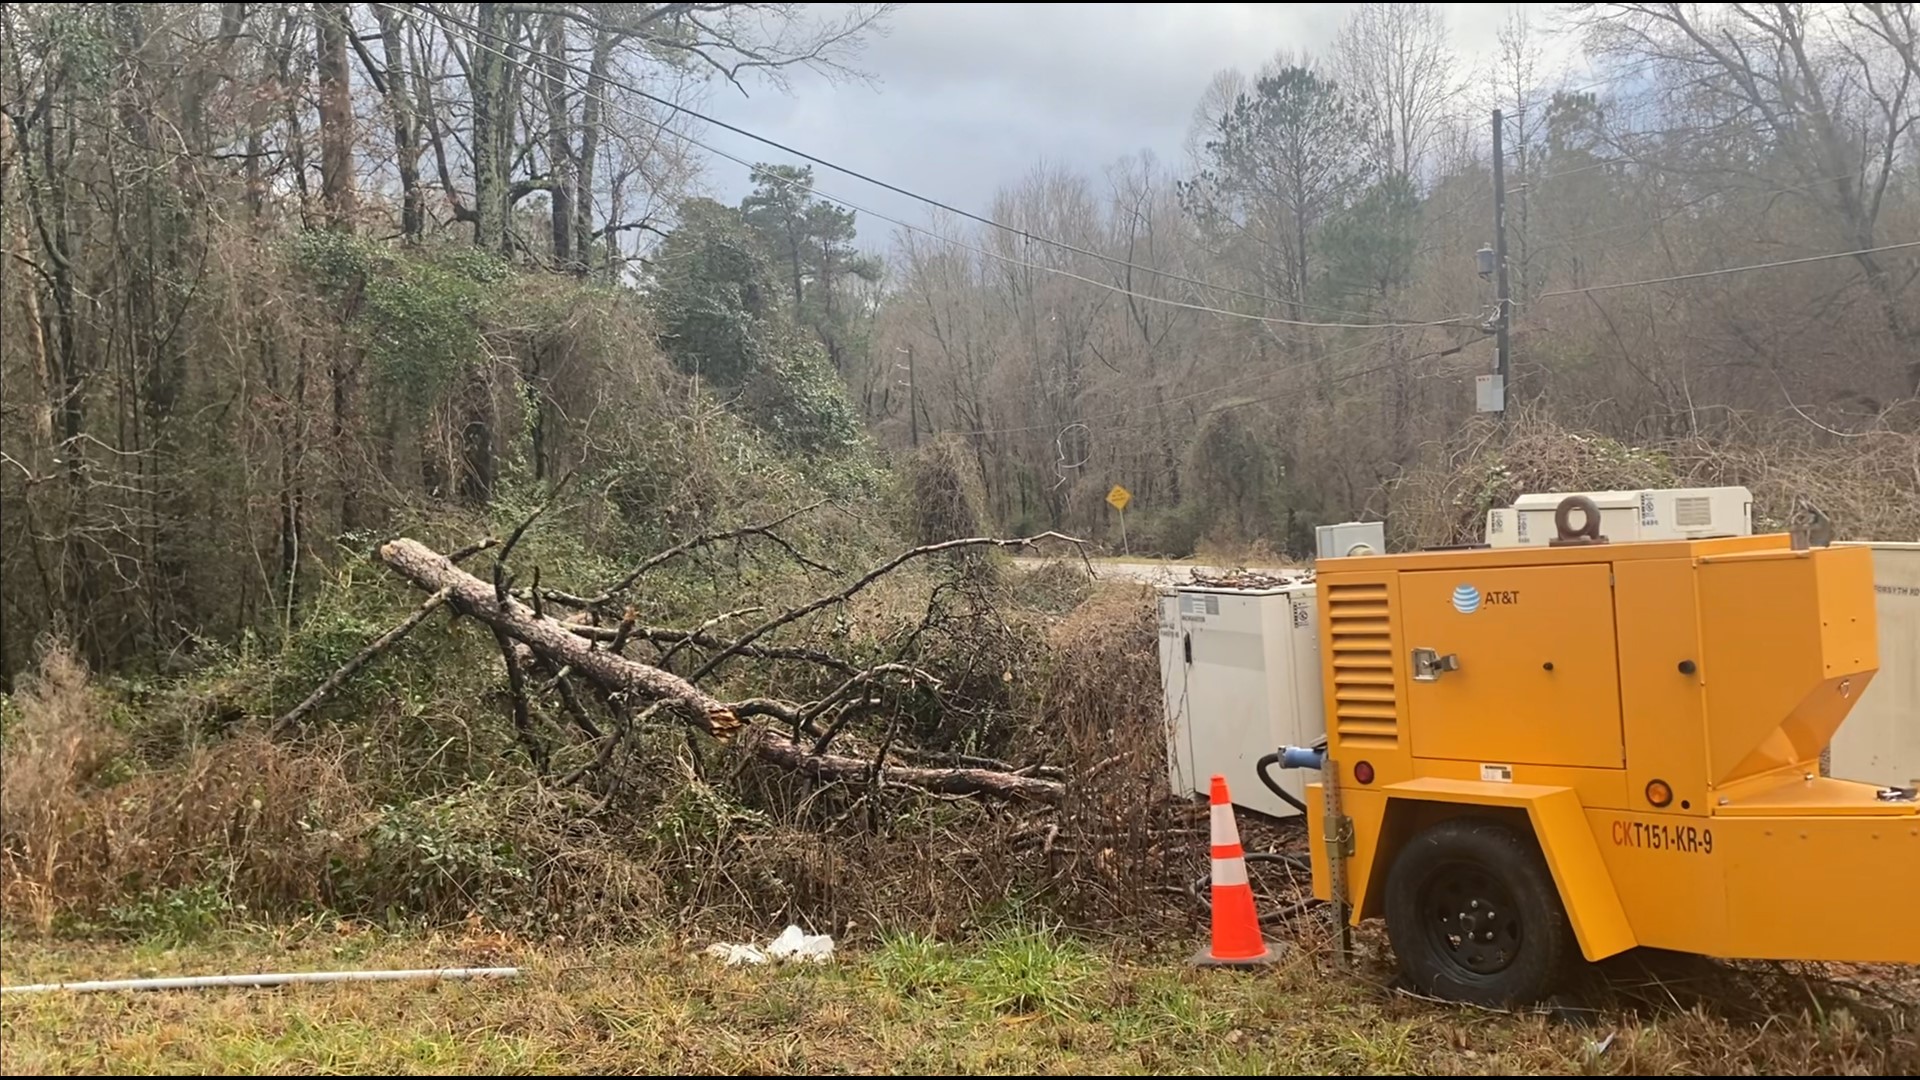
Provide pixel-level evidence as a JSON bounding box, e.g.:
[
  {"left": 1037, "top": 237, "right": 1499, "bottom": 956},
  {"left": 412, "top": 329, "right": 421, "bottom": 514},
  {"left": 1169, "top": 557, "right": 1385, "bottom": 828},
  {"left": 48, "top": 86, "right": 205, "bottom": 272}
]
[{"left": 1646, "top": 779, "right": 1673, "bottom": 808}]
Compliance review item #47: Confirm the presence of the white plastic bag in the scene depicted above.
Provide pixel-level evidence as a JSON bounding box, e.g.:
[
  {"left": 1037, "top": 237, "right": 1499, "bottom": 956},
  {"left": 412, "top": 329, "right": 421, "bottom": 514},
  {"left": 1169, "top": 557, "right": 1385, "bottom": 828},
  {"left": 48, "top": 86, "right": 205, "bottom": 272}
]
[
  {"left": 702, "top": 943, "right": 767, "bottom": 966},
  {"left": 701, "top": 925, "right": 834, "bottom": 966},
  {"left": 766, "top": 924, "right": 835, "bottom": 964}
]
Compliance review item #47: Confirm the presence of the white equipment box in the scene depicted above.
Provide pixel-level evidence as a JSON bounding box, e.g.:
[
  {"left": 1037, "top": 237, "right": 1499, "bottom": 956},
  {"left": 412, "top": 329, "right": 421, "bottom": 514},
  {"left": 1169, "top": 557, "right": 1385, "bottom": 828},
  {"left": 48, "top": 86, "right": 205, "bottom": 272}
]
[
  {"left": 1831, "top": 542, "right": 1920, "bottom": 786},
  {"left": 1485, "top": 487, "right": 1753, "bottom": 547},
  {"left": 1316, "top": 520, "right": 1386, "bottom": 560},
  {"left": 1158, "top": 583, "right": 1324, "bottom": 819}
]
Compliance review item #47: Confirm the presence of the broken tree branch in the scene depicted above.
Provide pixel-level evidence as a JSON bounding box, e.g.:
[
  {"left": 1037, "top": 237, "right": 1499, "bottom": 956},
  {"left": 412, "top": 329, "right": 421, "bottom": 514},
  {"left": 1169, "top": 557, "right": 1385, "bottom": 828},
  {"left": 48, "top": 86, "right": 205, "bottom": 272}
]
[
  {"left": 378, "top": 538, "right": 743, "bottom": 739},
  {"left": 807, "top": 662, "right": 941, "bottom": 754},
  {"left": 567, "top": 623, "right": 858, "bottom": 674},
  {"left": 493, "top": 626, "right": 548, "bottom": 771},
  {"left": 727, "top": 696, "right": 809, "bottom": 728},
  {"left": 270, "top": 585, "right": 454, "bottom": 736},
  {"left": 496, "top": 471, "right": 572, "bottom": 569},
  {"left": 449, "top": 537, "right": 500, "bottom": 563},
  {"left": 557, "top": 700, "right": 666, "bottom": 788},
  {"left": 517, "top": 644, "right": 603, "bottom": 741},
  {"left": 689, "top": 531, "right": 1085, "bottom": 683},
  {"left": 606, "top": 607, "right": 638, "bottom": 654},
  {"left": 360, "top": 538, "right": 1066, "bottom": 804},
  {"left": 750, "top": 729, "right": 1064, "bottom": 805},
  {"left": 557, "top": 500, "right": 832, "bottom": 609},
  {"left": 657, "top": 605, "right": 764, "bottom": 668},
  {"left": 549, "top": 672, "right": 603, "bottom": 740}
]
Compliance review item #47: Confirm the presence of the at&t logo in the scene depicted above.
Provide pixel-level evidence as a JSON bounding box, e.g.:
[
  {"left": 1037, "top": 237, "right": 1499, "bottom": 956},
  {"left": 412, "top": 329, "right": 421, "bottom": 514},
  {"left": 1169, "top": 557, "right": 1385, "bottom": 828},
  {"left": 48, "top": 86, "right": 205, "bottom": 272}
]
[{"left": 1452, "top": 583, "right": 1520, "bottom": 614}]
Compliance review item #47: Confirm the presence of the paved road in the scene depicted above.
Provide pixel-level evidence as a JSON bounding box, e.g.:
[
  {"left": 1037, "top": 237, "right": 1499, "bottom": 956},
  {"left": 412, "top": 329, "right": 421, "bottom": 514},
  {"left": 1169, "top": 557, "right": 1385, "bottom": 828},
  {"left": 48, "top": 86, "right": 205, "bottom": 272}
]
[{"left": 1013, "top": 557, "right": 1299, "bottom": 587}]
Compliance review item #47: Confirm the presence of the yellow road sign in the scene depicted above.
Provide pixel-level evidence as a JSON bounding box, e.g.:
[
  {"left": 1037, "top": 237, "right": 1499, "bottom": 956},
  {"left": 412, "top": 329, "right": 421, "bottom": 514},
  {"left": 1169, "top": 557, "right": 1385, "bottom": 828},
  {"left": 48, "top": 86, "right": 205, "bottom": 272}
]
[{"left": 1106, "top": 484, "right": 1132, "bottom": 513}]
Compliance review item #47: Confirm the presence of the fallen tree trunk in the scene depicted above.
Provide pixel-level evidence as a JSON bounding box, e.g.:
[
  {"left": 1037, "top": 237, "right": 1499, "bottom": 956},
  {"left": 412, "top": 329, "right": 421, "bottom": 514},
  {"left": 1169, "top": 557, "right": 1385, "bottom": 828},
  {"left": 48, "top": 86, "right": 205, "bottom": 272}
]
[
  {"left": 378, "top": 538, "right": 744, "bottom": 739},
  {"left": 374, "top": 536, "right": 1065, "bottom": 804}
]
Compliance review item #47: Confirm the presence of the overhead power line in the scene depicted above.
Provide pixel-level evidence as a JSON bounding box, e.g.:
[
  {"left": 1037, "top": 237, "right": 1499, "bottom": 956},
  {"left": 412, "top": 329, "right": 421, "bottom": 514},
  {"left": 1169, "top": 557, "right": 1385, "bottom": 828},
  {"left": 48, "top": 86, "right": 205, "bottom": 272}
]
[
  {"left": 1534, "top": 240, "right": 1920, "bottom": 299},
  {"left": 947, "top": 334, "right": 1409, "bottom": 438},
  {"left": 400, "top": 2, "right": 1470, "bottom": 332},
  {"left": 1532, "top": 168, "right": 1866, "bottom": 249}
]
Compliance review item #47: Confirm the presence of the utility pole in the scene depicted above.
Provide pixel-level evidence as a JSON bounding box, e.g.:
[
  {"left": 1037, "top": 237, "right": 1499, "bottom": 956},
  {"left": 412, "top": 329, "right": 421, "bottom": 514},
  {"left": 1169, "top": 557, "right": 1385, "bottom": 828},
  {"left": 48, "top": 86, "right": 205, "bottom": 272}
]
[
  {"left": 898, "top": 345, "right": 919, "bottom": 447},
  {"left": 1490, "top": 108, "right": 1512, "bottom": 414}
]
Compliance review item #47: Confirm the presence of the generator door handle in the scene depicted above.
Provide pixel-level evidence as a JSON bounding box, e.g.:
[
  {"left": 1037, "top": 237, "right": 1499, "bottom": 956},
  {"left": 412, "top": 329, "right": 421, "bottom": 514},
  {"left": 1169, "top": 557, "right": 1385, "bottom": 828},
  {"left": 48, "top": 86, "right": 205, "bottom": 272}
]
[{"left": 1411, "top": 647, "right": 1461, "bottom": 682}]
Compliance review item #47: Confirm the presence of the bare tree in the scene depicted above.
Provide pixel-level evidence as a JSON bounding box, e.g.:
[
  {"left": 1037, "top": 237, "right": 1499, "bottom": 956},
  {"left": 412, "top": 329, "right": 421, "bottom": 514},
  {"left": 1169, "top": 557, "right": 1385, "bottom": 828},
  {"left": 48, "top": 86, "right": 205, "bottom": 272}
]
[
  {"left": 1574, "top": 2, "right": 1919, "bottom": 387},
  {"left": 370, "top": 4, "right": 426, "bottom": 242},
  {"left": 314, "top": 3, "right": 356, "bottom": 232},
  {"left": 1496, "top": 8, "right": 1550, "bottom": 304},
  {"left": 1184, "top": 67, "right": 1250, "bottom": 168},
  {"left": 1335, "top": 2, "right": 1459, "bottom": 183}
]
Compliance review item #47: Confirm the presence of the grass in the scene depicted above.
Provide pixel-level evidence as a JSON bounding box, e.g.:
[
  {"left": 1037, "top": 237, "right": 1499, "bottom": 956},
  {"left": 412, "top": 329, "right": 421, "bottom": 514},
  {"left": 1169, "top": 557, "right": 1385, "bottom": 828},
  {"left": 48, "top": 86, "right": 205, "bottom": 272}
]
[{"left": 5, "top": 921, "right": 1914, "bottom": 1075}]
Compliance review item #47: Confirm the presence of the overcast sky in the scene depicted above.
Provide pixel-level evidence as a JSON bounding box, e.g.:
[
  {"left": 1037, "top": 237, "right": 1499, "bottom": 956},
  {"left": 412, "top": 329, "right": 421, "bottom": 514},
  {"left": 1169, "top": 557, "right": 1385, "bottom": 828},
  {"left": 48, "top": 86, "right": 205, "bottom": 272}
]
[{"left": 692, "top": 3, "right": 1581, "bottom": 243}]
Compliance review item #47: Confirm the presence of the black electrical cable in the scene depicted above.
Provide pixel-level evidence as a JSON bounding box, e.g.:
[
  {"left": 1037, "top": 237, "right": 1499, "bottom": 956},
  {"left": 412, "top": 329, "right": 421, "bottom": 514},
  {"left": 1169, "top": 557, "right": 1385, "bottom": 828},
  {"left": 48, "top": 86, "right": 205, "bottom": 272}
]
[
  {"left": 1190, "top": 746, "right": 1338, "bottom": 926},
  {"left": 1187, "top": 852, "right": 1321, "bottom": 926},
  {"left": 1255, "top": 752, "right": 1311, "bottom": 815}
]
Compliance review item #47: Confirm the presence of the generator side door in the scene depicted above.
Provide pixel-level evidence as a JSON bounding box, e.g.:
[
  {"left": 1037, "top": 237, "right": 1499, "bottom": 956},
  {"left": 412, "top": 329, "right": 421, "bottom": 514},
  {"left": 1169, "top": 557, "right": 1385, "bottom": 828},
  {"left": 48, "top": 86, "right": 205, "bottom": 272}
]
[{"left": 1399, "top": 564, "right": 1625, "bottom": 769}]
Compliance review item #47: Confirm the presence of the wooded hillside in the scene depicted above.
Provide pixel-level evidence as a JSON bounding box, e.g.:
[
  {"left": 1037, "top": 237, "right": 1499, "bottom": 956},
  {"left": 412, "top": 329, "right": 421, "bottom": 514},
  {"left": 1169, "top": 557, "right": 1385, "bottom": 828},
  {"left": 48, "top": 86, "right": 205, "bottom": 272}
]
[
  {"left": 860, "top": 3, "right": 1920, "bottom": 553},
  {"left": 4, "top": 4, "right": 1916, "bottom": 682}
]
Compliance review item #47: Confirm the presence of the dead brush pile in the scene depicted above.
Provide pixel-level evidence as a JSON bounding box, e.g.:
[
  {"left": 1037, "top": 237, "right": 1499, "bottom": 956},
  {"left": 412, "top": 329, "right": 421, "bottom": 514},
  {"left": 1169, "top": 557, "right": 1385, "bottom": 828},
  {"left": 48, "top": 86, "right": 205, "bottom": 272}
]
[
  {"left": 1030, "top": 583, "right": 1202, "bottom": 928},
  {"left": 0, "top": 553, "right": 1206, "bottom": 943},
  {"left": 1391, "top": 408, "right": 1920, "bottom": 547}
]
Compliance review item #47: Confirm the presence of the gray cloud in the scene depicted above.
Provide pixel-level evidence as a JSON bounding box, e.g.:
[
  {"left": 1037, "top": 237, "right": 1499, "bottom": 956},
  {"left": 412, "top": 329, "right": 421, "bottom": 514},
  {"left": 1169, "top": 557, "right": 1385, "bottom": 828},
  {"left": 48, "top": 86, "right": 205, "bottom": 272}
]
[{"left": 694, "top": 4, "right": 1553, "bottom": 241}]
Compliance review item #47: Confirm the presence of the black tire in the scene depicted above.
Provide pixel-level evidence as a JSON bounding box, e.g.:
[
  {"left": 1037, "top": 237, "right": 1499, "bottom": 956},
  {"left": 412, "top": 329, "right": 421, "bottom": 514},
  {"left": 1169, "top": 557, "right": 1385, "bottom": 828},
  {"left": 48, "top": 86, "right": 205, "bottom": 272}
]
[{"left": 1384, "top": 816, "right": 1573, "bottom": 1006}]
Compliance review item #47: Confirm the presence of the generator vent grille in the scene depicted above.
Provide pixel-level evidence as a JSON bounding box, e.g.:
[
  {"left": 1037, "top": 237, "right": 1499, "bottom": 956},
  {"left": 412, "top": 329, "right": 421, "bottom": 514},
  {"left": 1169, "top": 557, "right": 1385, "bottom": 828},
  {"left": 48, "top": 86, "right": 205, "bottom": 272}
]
[
  {"left": 1327, "top": 581, "right": 1401, "bottom": 749},
  {"left": 1674, "top": 495, "right": 1713, "bottom": 528}
]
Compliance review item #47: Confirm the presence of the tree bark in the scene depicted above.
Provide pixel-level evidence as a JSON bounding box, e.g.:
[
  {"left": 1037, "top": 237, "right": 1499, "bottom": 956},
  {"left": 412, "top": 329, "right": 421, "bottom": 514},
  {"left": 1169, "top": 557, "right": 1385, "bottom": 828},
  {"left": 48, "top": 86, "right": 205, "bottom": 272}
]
[
  {"left": 376, "top": 538, "right": 743, "bottom": 738},
  {"left": 750, "top": 729, "right": 1063, "bottom": 804},
  {"left": 314, "top": 3, "right": 357, "bottom": 232},
  {"left": 373, "top": 4, "right": 424, "bottom": 242},
  {"left": 542, "top": 12, "right": 574, "bottom": 269},
  {"left": 470, "top": 3, "right": 511, "bottom": 252},
  {"left": 572, "top": 29, "right": 614, "bottom": 271}
]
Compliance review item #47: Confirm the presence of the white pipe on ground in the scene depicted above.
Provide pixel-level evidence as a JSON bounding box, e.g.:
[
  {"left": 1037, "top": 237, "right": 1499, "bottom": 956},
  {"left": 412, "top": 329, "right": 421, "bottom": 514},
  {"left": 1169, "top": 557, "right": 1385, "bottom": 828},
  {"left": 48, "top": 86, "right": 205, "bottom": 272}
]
[{"left": 0, "top": 966, "right": 520, "bottom": 995}]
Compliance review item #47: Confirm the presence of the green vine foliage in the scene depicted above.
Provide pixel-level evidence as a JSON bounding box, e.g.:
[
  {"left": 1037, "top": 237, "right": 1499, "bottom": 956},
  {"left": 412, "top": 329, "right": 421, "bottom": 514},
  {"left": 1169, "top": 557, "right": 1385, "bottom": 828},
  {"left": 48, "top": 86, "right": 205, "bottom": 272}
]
[
  {"left": 294, "top": 233, "right": 509, "bottom": 413},
  {"left": 648, "top": 199, "right": 869, "bottom": 462}
]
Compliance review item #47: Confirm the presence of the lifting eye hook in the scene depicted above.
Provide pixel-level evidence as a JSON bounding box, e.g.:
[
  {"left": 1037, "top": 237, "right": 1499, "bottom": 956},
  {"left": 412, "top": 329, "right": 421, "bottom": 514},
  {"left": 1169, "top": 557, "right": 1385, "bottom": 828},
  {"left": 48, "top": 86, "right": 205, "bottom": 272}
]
[{"left": 1549, "top": 494, "right": 1607, "bottom": 546}]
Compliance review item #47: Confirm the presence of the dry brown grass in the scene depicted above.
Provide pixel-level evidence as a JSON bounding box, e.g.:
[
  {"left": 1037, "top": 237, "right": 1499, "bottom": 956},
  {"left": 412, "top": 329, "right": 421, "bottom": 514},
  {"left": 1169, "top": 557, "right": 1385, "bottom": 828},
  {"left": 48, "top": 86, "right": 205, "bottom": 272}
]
[
  {"left": 1, "top": 643, "right": 366, "bottom": 933},
  {"left": 900, "top": 436, "right": 993, "bottom": 548},
  {"left": 0, "top": 569, "right": 1070, "bottom": 944},
  {"left": 1, "top": 927, "right": 1913, "bottom": 1075},
  {"left": 0, "top": 642, "right": 125, "bottom": 931}
]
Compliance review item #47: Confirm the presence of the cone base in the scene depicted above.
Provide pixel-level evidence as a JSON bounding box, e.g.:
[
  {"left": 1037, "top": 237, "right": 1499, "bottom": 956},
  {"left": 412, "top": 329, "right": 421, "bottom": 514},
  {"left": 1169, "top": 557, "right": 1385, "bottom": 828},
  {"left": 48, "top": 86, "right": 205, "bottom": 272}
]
[{"left": 1189, "top": 940, "right": 1286, "bottom": 968}]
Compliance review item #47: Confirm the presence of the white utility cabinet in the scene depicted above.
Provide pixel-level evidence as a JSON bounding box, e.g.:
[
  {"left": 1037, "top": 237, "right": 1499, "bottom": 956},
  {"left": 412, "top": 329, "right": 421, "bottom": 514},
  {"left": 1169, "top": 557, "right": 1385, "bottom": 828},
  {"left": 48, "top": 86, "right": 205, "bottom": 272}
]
[
  {"left": 1315, "top": 521, "right": 1386, "bottom": 560},
  {"left": 1158, "top": 583, "right": 1324, "bottom": 819},
  {"left": 1485, "top": 487, "right": 1753, "bottom": 548},
  {"left": 1831, "top": 542, "right": 1920, "bottom": 787}
]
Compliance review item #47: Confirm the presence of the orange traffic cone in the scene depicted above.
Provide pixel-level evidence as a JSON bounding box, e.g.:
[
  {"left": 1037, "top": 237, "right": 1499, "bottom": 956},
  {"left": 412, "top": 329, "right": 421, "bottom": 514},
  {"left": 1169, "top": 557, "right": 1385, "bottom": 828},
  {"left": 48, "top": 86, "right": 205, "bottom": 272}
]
[{"left": 1192, "top": 774, "right": 1282, "bottom": 967}]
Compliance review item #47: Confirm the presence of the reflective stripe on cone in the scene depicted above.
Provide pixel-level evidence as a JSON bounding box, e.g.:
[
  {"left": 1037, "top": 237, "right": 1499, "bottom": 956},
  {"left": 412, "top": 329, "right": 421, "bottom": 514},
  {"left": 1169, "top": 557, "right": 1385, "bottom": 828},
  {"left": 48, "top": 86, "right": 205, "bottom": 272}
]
[{"left": 1192, "top": 773, "right": 1282, "bottom": 966}]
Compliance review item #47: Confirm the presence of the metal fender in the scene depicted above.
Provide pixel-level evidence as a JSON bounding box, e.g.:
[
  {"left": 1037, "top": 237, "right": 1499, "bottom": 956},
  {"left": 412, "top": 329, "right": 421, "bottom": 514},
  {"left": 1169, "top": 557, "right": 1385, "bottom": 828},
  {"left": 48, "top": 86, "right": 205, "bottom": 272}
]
[{"left": 1372, "top": 778, "right": 1638, "bottom": 962}]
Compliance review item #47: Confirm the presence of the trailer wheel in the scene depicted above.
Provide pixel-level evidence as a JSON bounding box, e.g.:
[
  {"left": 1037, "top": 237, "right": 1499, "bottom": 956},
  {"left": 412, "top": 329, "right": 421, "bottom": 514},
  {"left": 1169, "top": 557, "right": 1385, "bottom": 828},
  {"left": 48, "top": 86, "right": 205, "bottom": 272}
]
[{"left": 1384, "top": 817, "right": 1572, "bottom": 1005}]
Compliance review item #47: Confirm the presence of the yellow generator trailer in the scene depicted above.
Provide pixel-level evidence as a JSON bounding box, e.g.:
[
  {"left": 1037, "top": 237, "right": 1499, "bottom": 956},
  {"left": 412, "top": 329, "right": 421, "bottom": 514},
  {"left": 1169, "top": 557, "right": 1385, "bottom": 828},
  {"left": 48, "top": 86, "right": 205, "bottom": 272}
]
[{"left": 1282, "top": 497, "right": 1918, "bottom": 1005}]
